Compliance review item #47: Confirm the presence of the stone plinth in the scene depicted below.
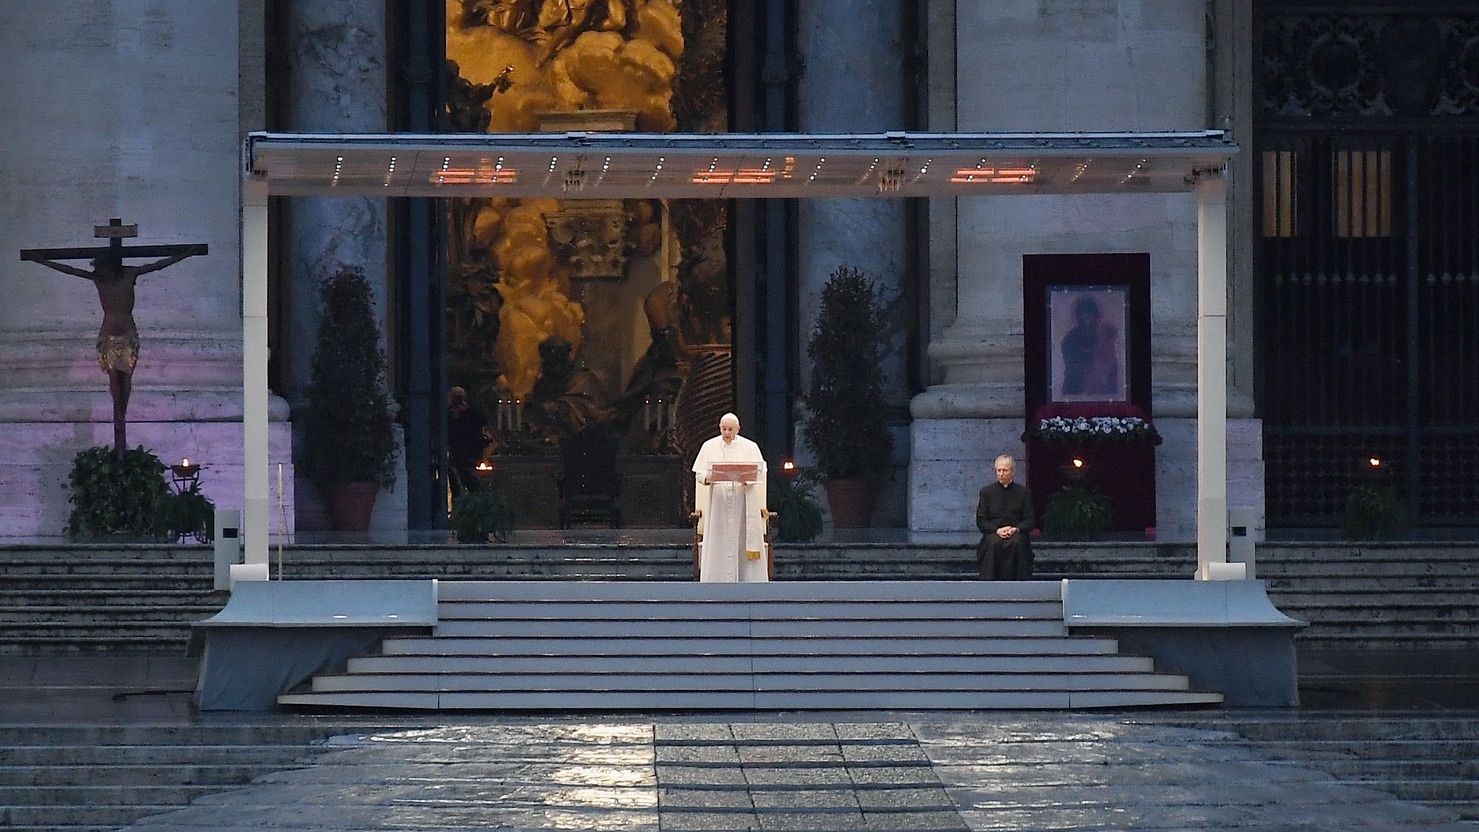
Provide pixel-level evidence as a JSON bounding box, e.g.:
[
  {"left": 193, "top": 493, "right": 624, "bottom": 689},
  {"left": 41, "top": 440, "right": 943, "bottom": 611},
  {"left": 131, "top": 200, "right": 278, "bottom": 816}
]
[
  {"left": 908, "top": 418, "right": 1028, "bottom": 534},
  {"left": 489, "top": 456, "right": 562, "bottom": 529},
  {"left": 1, "top": 421, "right": 294, "bottom": 543},
  {"left": 617, "top": 455, "right": 686, "bottom": 528}
]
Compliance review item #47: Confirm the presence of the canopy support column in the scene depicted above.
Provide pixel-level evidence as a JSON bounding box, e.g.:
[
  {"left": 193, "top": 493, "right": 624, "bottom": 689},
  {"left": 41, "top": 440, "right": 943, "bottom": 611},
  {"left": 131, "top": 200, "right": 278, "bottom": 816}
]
[
  {"left": 243, "top": 175, "right": 270, "bottom": 576},
  {"left": 1195, "top": 169, "right": 1232, "bottom": 579}
]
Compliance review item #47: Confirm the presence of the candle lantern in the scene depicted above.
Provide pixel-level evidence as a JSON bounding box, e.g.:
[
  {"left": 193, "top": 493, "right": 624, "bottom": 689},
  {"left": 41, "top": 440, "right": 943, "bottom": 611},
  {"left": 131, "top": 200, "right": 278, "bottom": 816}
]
[{"left": 169, "top": 457, "right": 202, "bottom": 493}]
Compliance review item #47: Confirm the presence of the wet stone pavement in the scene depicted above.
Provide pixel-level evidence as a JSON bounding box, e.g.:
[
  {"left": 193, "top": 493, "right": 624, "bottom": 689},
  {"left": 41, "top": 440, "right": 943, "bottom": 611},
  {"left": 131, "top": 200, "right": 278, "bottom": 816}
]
[{"left": 115, "top": 715, "right": 1478, "bottom": 832}]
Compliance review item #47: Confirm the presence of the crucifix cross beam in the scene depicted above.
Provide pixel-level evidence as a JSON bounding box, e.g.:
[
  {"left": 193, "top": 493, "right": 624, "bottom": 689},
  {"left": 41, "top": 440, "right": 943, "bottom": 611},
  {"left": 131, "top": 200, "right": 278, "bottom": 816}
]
[
  {"left": 17, "top": 217, "right": 209, "bottom": 458},
  {"left": 20, "top": 217, "right": 209, "bottom": 263}
]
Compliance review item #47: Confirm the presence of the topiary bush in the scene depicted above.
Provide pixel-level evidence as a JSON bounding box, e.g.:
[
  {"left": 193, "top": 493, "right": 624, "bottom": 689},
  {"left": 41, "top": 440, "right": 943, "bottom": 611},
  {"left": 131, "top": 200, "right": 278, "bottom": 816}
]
[
  {"left": 298, "top": 264, "right": 398, "bottom": 492},
  {"left": 802, "top": 265, "right": 893, "bottom": 482}
]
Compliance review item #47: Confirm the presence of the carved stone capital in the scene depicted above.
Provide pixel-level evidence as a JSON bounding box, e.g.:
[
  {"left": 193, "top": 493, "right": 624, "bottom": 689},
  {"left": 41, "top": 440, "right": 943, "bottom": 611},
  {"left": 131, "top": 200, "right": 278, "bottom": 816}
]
[{"left": 543, "top": 202, "right": 629, "bottom": 280}]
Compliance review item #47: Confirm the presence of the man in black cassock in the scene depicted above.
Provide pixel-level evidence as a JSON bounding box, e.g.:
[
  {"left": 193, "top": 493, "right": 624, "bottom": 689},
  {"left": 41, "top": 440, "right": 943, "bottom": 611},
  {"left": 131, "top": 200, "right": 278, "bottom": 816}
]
[
  {"left": 976, "top": 455, "right": 1035, "bottom": 580},
  {"left": 447, "top": 386, "right": 489, "bottom": 497}
]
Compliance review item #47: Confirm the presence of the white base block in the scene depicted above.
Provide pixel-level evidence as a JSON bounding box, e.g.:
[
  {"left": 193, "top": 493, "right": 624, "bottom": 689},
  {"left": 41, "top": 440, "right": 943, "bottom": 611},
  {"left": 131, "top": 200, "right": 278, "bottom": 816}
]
[
  {"left": 229, "top": 562, "right": 271, "bottom": 587},
  {"left": 1197, "top": 561, "right": 1248, "bottom": 581},
  {"left": 0, "top": 421, "right": 295, "bottom": 541}
]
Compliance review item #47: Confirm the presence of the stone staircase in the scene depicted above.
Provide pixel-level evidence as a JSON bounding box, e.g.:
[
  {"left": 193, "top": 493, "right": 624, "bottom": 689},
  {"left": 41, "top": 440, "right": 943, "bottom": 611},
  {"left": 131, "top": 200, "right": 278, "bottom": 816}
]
[
  {"left": 0, "top": 723, "right": 356, "bottom": 832},
  {"left": 0, "top": 546, "right": 221, "bottom": 654},
  {"left": 1256, "top": 542, "right": 1479, "bottom": 651},
  {"left": 3, "top": 540, "right": 1477, "bottom": 658},
  {"left": 276, "top": 580, "right": 1225, "bottom": 711},
  {"left": 1199, "top": 714, "right": 1479, "bottom": 823},
  {"left": 0, "top": 540, "right": 1189, "bottom": 654}
]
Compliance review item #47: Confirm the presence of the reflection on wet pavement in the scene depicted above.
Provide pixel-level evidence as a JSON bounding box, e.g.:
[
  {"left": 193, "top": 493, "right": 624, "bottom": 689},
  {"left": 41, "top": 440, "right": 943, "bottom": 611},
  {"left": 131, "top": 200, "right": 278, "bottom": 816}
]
[{"left": 113, "top": 717, "right": 1478, "bottom": 831}]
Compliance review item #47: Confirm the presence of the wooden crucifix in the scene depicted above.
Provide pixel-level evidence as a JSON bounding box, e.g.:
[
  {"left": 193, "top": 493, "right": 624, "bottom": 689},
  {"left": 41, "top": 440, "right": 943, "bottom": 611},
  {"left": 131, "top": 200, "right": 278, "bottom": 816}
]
[{"left": 20, "top": 218, "right": 208, "bottom": 458}]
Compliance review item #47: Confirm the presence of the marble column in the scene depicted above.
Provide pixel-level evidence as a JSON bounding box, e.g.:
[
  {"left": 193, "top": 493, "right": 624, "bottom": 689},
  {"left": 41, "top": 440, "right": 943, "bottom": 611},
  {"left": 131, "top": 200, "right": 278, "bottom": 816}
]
[
  {"left": 794, "top": 0, "right": 911, "bottom": 526},
  {"left": 0, "top": 1, "right": 293, "bottom": 539},
  {"left": 282, "top": 0, "right": 403, "bottom": 532},
  {"left": 1214, "top": 0, "right": 1266, "bottom": 538}
]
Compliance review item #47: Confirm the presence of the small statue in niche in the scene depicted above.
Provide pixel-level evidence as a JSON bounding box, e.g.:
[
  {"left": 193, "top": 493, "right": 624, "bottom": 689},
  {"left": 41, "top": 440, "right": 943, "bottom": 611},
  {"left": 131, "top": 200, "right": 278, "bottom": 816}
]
[
  {"left": 442, "top": 59, "right": 497, "bottom": 133},
  {"left": 614, "top": 281, "right": 685, "bottom": 453},
  {"left": 524, "top": 335, "right": 615, "bottom": 445}
]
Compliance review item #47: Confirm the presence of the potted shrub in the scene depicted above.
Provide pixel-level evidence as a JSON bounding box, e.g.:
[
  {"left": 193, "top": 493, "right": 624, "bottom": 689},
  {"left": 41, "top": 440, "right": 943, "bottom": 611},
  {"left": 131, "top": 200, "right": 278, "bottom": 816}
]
[
  {"left": 450, "top": 488, "right": 515, "bottom": 544},
  {"left": 298, "top": 265, "right": 398, "bottom": 530},
  {"left": 769, "top": 467, "right": 824, "bottom": 543},
  {"left": 802, "top": 265, "right": 894, "bottom": 527},
  {"left": 1343, "top": 459, "right": 1408, "bottom": 540},
  {"left": 1038, "top": 458, "right": 1113, "bottom": 540},
  {"left": 1040, "top": 484, "right": 1113, "bottom": 539}
]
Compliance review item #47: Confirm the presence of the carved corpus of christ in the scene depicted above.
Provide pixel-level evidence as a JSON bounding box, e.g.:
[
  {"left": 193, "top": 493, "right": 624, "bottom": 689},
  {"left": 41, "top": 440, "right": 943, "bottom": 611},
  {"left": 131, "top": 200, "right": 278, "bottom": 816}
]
[{"left": 20, "top": 218, "right": 208, "bottom": 458}]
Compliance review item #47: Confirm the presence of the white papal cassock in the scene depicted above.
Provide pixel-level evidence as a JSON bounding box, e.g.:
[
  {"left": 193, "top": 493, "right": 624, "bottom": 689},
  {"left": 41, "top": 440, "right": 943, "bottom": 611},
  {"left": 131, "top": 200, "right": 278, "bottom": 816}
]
[{"left": 692, "top": 434, "right": 768, "bottom": 582}]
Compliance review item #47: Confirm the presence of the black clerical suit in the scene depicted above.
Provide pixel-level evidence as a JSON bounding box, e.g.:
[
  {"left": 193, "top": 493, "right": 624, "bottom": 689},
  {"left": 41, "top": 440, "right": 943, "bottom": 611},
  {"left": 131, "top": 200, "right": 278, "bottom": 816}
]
[{"left": 976, "top": 480, "right": 1035, "bottom": 580}]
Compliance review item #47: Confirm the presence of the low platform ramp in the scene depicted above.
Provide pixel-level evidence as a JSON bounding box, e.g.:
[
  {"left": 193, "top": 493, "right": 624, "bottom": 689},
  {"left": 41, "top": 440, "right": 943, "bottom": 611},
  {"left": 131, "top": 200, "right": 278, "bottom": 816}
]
[{"left": 275, "top": 581, "right": 1223, "bottom": 711}]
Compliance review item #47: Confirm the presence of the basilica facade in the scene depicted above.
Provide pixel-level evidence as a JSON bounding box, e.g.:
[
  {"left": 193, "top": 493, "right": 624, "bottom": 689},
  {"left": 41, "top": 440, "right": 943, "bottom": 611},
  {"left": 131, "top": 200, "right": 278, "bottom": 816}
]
[{"left": 1, "top": 1, "right": 1474, "bottom": 542}]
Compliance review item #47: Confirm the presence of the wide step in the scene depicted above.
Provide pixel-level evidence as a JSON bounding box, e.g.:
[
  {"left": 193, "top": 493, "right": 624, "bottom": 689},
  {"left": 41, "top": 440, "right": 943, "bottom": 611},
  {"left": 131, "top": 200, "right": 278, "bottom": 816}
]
[{"left": 278, "top": 581, "right": 1221, "bottom": 711}]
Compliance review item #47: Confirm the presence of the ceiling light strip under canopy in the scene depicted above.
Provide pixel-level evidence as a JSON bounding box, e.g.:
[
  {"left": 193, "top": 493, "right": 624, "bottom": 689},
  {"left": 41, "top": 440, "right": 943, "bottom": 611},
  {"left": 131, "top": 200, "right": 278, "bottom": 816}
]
[{"left": 247, "top": 130, "right": 1235, "bottom": 200}]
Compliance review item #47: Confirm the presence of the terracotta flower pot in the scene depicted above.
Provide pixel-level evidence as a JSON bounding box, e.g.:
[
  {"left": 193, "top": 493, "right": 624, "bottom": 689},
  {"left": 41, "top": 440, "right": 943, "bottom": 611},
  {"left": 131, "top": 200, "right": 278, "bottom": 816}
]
[
  {"left": 824, "top": 478, "right": 878, "bottom": 528},
  {"left": 325, "top": 481, "right": 379, "bottom": 531}
]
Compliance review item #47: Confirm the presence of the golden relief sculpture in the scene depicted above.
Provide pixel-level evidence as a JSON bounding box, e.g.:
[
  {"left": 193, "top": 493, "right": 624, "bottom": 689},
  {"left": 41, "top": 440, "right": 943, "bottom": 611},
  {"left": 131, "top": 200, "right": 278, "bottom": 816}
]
[{"left": 446, "top": 0, "right": 729, "bottom": 470}]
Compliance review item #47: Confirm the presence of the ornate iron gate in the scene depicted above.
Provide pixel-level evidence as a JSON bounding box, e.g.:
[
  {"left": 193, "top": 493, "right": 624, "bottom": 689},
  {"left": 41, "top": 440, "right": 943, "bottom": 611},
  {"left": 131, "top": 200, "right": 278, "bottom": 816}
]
[{"left": 1256, "top": 7, "right": 1479, "bottom": 529}]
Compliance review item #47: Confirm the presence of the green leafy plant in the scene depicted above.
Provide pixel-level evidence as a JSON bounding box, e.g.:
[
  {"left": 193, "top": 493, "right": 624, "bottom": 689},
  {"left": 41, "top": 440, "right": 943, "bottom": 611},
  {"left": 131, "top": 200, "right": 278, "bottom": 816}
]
[
  {"left": 64, "top": 446, "right": 170, "bottom": 541},
  {"left": 1342, "top": 484, "right": 1408, "bottom": 540},
  {"left": 769, "top": 470, "right": 824, "bottom": 543},
  {"left": 298, "top": 265, "right": 398, "bottom": 491},
  {"left": 1041, "top": 484, "right": 1113, "bottom": 540},
  {"left": 154, "top": 485, "right": 216, "bottom": 544},
  {"left": 450, "top": 488, "right": 514, "bottom": 544},
  {"left": 802, "top": 265, "right": 893, "bottom": 481}
]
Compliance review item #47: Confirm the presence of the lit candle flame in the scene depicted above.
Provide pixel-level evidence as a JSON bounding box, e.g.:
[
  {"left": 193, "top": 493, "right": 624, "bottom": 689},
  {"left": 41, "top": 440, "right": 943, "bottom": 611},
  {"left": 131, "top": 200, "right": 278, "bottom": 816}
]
[
  {"left": 1368, "top": 457, "right": 1381, "bottom": 468},
  {"left": 1072, "top": 458, "right": 1085, "bottom": 468}
]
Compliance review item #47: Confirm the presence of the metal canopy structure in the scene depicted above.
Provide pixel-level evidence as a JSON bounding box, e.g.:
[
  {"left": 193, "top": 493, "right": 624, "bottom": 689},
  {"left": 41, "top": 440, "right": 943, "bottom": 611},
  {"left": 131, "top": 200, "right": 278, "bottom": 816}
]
[
  {"left": 246, "top": 130, "right": 1234, "bottom": 199},
  {"left": 239, "top": 129, "right": 1237, "bottom": 582}
]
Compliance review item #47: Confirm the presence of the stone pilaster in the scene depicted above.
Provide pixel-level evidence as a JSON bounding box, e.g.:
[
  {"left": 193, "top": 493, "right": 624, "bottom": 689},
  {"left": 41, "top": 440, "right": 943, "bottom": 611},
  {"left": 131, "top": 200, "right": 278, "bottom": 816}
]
[
  {"left": 280, "top": 0, "right": 403, "bottom": 533},
  {"left": 794, "top": 0, "right": 911, "bottom": 526},
  {"left": 912, "top": 2, "right": 1229, "bottom": 539},
  {"left": 0, "top": 1, "right": 293, "bottom": 539},
  {"left": 282, "top": 1, "right": 390, "bottom": 397}
]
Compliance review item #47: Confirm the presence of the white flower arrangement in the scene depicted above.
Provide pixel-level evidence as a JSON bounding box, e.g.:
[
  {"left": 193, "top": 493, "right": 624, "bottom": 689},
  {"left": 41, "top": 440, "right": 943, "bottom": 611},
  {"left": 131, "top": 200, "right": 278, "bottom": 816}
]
[{"left": 1033, "top": 415, "right": 1160, "bottom": 444}]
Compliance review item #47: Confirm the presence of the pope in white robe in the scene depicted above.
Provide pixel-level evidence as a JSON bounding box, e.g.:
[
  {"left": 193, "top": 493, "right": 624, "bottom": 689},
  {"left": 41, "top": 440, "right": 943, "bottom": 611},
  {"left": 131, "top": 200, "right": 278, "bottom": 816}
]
[{"left": 692, "top": 413, "right": 769, "bottom": 582}]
